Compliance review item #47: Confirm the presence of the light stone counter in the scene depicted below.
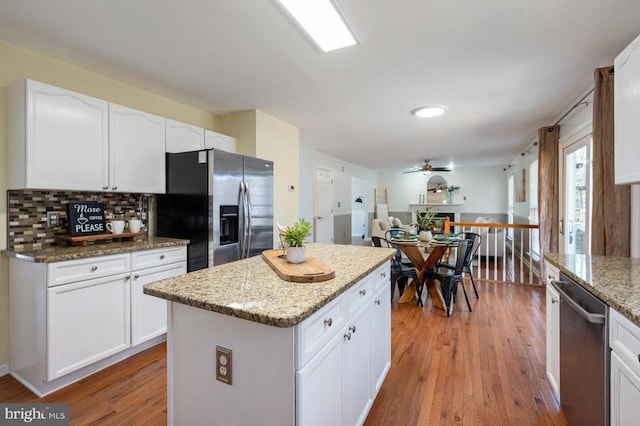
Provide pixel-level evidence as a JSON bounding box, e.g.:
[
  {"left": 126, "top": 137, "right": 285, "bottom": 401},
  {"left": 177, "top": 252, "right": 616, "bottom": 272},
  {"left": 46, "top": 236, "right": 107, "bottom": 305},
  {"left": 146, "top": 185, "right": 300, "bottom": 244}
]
[
  {"left": 144, "top": 243, "right": 396, "bottom": 327},
  {"left": 545, "top": 253, "right": 640, "bottom": 327},
  {"left": 1, "top": 236, "right": 189, "bottom": 263}
]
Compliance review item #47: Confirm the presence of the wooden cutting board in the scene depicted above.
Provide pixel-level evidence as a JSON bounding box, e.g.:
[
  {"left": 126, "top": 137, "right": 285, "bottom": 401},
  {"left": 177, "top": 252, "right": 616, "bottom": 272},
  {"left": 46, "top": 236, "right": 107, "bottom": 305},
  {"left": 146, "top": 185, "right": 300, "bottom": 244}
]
[{"left": 262, "top": 249, "right": 335, "bottom": 283}]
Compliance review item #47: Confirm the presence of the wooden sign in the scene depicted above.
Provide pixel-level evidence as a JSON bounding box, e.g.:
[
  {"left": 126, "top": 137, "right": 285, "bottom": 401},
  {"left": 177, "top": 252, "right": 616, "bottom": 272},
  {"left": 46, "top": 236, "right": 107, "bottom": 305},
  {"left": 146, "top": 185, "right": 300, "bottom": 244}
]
[{"left": 66, "top": 201, "right": 106, "bottom": 236}]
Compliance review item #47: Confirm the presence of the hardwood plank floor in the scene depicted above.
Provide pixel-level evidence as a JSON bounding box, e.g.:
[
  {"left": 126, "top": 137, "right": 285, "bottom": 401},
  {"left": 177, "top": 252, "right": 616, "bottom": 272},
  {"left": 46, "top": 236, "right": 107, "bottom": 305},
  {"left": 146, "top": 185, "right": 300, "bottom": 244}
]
[{"left": 0, "top": 281, "right": 566, "bottom": 425}]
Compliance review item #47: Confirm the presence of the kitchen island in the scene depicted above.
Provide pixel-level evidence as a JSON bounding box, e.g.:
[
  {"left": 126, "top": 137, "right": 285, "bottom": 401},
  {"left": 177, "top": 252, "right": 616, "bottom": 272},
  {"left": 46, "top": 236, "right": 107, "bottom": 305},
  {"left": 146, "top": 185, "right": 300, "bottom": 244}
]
[{"left": 144, "top": 243, "right": 395, "bottom": 426}]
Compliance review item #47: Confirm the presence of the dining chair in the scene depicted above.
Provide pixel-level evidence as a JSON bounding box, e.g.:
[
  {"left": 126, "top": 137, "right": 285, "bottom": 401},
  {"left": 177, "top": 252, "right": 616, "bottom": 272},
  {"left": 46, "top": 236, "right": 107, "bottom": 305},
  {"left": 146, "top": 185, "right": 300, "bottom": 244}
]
[
  {"left": 372, "top": 236, "right": 419, "bottom": 304},
  {"left": 436, "top": 232, "right": 481, "bottom": 298},
  {"left": 424, "top": 239, "right": 472, "bottom": 316}
]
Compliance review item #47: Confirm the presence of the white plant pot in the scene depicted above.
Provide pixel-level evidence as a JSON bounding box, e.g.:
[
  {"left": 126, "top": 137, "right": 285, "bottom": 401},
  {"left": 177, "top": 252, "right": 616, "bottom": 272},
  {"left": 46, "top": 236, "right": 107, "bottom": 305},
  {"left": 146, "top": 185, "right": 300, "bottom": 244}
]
[
  {"left": 286, "top": 246, "right": 306, "bottom": 264},
  {"left": 419, "top": 230, "right": 433, "bottom": 242}
]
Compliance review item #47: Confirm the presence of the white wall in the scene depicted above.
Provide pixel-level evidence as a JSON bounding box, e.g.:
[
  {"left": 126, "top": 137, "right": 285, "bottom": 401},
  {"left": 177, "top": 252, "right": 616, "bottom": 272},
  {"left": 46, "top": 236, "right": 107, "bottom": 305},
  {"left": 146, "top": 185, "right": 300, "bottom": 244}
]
[
  {"left": 376, "top": 167, "right": 507, "bottom": 214},
  {"left": 351, "top": 177, "right": 367, "bottom": 237}
]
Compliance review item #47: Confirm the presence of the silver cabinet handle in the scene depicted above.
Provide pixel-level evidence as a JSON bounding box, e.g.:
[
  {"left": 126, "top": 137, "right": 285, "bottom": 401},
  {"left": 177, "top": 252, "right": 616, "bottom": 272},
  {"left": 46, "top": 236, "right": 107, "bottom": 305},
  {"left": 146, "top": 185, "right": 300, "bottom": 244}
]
[
  {"left": 548, "top": 274, "right": 554, "bottom": 280},
  {"left": 637, "top": 354, "right": 640, "bottom": 363},
  {"left": 102, "top": 185, "right": 109, "bottom": 190},
  {"left": 551, "top": 298, "right": 559, "bottom": 304},
  {"left": 359, "top": 289, "right": 366, "bottom": 296},
  {"left": 349, "top": 325, "right": 356, "bottom": 334},
  {"left": 134, "top": 274, "right": 140, "bottom": 279},
  {"left": 381, "top": 272, "right": 387, "bottom": 278},
  {"left": 90, "top": 266, "right": 98, "bottom": 272},
  {"left": 112, "top": 186, "right": 118, "bottom": 190},
  {"left": 125, "top": 275, "right": 131, "bottom": 280},
  {"left": 551, "top": 281, "right": 606, "bottom": 324},
  {"left": 324, "top": 318, "right": 332, "bottom": 327},
  {"left": 375, "top": 299, "right": 381, "bottom": 305},
  {"left": 160, "top": 254, "right": 165, "bottom": 260},
  {"left": 344, "top": 332, "right": 351, "bottom": 341}
]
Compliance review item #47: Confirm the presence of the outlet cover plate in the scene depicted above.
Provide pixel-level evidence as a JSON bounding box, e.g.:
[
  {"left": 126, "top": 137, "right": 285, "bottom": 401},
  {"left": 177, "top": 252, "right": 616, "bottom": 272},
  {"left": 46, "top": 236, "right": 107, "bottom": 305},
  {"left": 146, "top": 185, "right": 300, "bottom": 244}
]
[{"left": 216, "top": 346, "right": 232, "bottom": 385}]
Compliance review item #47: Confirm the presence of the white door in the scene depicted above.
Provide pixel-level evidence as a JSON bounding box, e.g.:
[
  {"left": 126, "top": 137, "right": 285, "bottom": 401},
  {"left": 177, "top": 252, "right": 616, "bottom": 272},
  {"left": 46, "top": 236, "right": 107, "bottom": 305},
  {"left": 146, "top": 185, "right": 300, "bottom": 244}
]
[
  {"left": 27, "top": 80, "right": 108, "bottom": 191},
  {"left": 109, "top": 104, "right": 166, "bottom": 193},
  {"left": 370, "top": 285, "right": 391, "bottom": 395},
  {"left": 611, "top": 351, "right": 640, "bottom": 426},
  {"left": 546, "top": 284, "right": 560, "bottom": 400},
  {"left": 165, "top": 119, "right": 204, "bottom": 152},
  {"left": 315, "top": 168, "right": 334, "bottom": 243},
  {"left": 131, "top": 262, "right": 186, "bottom": 346},
  {"left": 562, "top": 134, "right": 592, "bottom": 255},
  {"left": 343, "top": 306, "right": 372, "bottom": 426},
  {"left": 47, "top": 273, "right": 131, "bottom": 380}
]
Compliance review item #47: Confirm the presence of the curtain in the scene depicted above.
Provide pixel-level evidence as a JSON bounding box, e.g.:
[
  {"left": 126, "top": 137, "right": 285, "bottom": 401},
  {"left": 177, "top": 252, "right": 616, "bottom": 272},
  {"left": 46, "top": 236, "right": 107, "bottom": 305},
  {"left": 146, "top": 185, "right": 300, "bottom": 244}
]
[
  {"left": 592, "top": 66, "right": 631, "bottom": 257},
  {"left": 538, "top": 125, "right": 560, "bottom": 262}
]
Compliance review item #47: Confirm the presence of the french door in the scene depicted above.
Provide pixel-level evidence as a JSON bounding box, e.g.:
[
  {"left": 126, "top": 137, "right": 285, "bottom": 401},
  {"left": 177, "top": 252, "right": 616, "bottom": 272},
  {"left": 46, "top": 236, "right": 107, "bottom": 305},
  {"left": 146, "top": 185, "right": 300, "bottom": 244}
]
[{"left": 562, "top": 134, "right": 592, "bottom": 255}]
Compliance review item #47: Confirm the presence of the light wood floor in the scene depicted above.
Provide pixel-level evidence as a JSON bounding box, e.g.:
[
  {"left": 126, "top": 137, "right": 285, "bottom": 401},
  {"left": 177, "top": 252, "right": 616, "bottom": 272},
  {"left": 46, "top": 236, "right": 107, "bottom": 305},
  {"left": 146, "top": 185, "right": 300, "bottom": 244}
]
[{"left": 0, "top": 281, "right": 566, "bottom": 425}]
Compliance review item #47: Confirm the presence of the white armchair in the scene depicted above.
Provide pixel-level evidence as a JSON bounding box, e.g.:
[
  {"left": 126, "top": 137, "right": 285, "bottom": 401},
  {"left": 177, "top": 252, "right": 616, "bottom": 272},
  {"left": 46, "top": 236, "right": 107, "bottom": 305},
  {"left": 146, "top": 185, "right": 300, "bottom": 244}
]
[{"left": 470, "top": 217, "right": 505, "bottom": 258}]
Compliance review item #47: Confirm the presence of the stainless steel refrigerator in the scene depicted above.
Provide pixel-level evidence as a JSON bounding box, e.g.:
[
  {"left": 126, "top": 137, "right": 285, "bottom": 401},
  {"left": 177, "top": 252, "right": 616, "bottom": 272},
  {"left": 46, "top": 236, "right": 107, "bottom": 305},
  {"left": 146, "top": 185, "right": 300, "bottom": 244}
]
[{"left": 157, "top": 149, "right": 274, "bottom": 272}]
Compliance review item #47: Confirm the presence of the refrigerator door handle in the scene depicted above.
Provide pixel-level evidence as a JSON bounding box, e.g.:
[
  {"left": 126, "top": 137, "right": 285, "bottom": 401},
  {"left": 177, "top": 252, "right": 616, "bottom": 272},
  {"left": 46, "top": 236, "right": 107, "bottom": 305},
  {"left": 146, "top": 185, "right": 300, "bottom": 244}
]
[
  {"left": 239, "top": 181, "right": 245, "bottom": 259},
  {"left": 241, "top": 181, "right": 250, "bottom": 258},
  {"left": 245, "top": 182, "right": 252, "bottom": 257}
]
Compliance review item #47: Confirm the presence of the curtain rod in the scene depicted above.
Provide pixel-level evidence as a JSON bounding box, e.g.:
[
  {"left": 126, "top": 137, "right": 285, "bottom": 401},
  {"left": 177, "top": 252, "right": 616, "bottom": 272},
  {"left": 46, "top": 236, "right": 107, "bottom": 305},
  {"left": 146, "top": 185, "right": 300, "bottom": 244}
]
[{"left": 553, "top": 88, "right": 594, "bottom": 126}]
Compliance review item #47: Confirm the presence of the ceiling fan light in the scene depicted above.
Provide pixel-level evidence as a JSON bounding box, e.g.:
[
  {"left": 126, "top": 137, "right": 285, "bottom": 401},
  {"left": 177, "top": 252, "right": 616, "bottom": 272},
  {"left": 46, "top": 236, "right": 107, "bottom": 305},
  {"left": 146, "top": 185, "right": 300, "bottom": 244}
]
[{"left": 411, "top": 106, "right": 446, "bottom": 118}]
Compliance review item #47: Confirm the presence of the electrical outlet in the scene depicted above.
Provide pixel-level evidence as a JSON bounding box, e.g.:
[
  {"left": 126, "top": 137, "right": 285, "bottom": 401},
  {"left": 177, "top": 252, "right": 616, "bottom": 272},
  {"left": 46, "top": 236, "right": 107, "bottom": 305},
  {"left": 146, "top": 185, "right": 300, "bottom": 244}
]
[
  {"left": 46, "top": 211, "right": 60, "bottom": 227},
  {"left": 216, "top": 346, "right": 232, "bottom": 385}
]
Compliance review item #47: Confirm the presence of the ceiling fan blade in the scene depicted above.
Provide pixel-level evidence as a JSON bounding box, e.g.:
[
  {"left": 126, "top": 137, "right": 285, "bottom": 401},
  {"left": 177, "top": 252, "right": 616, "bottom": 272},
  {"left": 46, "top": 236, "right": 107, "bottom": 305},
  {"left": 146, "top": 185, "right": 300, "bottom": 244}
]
[
  {"left": 431, "top": 167, "right": 451, "bottom": 172},
  {"left": 402, "top": 170, "right": 422, "bottom": 174}
]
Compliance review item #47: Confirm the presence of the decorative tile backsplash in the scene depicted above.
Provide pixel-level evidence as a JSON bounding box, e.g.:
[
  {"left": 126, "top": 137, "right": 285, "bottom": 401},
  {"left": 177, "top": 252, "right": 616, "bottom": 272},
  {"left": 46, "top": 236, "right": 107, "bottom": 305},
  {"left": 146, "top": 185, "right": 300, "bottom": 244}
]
[{"left": 7, "top": 190, "right": 146, "bottom": 251}]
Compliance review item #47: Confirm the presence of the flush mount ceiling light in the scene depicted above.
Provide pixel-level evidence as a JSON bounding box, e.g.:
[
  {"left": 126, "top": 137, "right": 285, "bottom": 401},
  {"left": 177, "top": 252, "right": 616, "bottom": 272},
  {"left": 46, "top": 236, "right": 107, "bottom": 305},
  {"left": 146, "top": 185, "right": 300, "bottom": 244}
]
[
  {"left": 275, "top": 0, "right": 358, "bottom": 52},
  {"left": 411, "top": 106, "right": 447, "bottom": 118}
]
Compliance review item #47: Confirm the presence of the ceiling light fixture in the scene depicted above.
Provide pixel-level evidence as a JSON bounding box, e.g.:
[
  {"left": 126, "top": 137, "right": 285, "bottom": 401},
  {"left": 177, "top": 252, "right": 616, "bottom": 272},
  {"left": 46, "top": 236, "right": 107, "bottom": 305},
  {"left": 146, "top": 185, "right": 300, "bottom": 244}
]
[
  {"left": 275, "top": 0, "right": 358, "bottom": 53},
  {"left": 411, "top": 106, "right": 446, "bottom": 118}
]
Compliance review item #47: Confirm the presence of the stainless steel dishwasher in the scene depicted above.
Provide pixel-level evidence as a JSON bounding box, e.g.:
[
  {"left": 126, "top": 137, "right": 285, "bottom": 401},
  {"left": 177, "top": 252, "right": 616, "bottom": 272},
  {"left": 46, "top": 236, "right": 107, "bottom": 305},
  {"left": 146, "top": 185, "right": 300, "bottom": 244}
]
[{"left": 552, "top": 272, "right": 609, "bottom": 426}]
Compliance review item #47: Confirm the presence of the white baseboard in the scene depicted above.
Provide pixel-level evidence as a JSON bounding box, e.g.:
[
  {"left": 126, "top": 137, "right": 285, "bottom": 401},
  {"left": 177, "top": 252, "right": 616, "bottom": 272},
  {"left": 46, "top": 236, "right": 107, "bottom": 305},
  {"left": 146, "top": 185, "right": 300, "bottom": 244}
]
[{"left": 0, "top": 363, "right": 9, "bottom": 377}]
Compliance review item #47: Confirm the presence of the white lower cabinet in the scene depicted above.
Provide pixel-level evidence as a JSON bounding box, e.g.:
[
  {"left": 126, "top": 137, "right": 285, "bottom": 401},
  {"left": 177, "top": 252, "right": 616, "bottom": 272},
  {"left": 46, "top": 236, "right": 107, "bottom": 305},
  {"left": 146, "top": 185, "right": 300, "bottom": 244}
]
[
  {"left": 545, "top": 261, "right": 560, "bottom": 401},
  {"left": 610, "top": 308, "right": 640, "bottom": 425},
  {"left": 8, "top": 246, "right": 187, "bottom": 396},
  {"left": 47, "top": 273, "right": 131, "bottom": 380},
  {"left": 295, "top": 263, "right": 390, "bottom": 426},
  {"left": 131, "top": 262, "right": 186, "bottom": 346}
]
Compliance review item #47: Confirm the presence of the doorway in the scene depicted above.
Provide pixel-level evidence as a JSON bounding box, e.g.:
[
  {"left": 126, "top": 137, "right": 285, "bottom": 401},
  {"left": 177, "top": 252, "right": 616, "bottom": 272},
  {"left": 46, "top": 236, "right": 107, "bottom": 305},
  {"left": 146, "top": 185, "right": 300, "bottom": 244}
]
[
  {"left": 562, "top": 134, "right": 592, "bottom": 255},
  {"left": 351, "top": 176, "right": 367, "bottom": 240},
  {"left": 314, "top": 168, "right": 334, "bottom": 243}
]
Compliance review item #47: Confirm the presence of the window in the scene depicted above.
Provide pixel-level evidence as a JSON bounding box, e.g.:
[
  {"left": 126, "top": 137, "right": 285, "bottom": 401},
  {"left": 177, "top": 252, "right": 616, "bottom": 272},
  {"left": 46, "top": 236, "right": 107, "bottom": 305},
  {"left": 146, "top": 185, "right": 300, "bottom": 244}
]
[{"left": 529, "top": 160, "right": 540, "bottom": 260}]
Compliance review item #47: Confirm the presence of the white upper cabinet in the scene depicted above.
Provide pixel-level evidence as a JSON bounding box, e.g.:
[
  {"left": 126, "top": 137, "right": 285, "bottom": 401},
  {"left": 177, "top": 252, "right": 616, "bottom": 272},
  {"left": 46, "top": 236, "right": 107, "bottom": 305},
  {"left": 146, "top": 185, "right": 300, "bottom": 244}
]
[
  {"left": 614, "top": 33, "right": 640, "bottom": 184},
  {"left": 109, "top": 103, "right": 166, "bottom": 193},
  {"left": 166, "top": 119, "right": 205, "bottom": 152},
  {"left": 205, "top": 130, "right": 237, "bottom": 153},
  {"left": 8, "top": 79, "right": 109, "bottom": 191}
]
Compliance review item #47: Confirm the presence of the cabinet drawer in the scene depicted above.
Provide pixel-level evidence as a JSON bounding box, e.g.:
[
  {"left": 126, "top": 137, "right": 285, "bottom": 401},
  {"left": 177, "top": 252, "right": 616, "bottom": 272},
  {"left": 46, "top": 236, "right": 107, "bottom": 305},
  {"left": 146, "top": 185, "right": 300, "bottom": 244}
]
[
  {"left": 372, "top": 263, "right": 390, "bottom": 293},
  {"left": 47, "top": 254, "right": 130, "bottom": 287},
  {"left": 348, "top": 274, "right": 375, "bottom": 317},
  {"left": 611, "top": 309, "right": 640, "bottom": 377},
  {"left": 296, "top": 296, "right": 345, "bottom": 369},
  {"left": 131, "top": 246, "right": 187, "bottom": 270},
  {"left": 544, "top": 261, "right": 559, "bottom": 286}
]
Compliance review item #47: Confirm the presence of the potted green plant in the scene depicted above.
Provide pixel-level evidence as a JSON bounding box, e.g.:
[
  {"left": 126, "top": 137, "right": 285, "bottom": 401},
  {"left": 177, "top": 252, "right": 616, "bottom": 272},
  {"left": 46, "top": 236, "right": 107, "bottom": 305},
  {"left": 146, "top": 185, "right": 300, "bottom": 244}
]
[
  {"left": 281, "top": 218, "right": 313, "bottom": 263},
  {"left": 413, "top": 207, "right": 436, "bottom": 241},
  {"left": 446, "top": 185, "right": 461, "bottom": 204}
]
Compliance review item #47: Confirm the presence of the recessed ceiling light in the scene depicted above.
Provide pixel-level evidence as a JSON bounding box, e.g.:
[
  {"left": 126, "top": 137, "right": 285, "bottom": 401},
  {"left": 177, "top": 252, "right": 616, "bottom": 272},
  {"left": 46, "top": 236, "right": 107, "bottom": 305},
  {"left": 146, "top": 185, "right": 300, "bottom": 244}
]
[
  {"left": 276, "top": 0, "right": 358, "bottom": 53},
  {"left": 411, "top": 106, "right": 447, "bottom": 118}
]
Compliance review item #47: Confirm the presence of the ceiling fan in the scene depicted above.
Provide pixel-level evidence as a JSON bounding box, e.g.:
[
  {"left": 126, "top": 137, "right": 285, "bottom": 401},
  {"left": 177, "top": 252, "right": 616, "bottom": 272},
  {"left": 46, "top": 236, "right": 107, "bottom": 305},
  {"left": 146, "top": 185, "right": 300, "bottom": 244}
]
[{"left": 402, "top": 159, "right": 452, "bottom": 174}]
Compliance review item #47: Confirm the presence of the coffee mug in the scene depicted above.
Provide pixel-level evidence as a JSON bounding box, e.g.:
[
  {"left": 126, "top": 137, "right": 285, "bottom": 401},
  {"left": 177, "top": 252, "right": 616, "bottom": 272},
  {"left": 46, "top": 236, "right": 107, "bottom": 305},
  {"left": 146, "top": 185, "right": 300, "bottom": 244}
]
[
  {"left": 106, "top": 220, "right": 125, "bottom": 234},
  {"left": 128, "top": 219, "right": 142, "bottom": 233}
]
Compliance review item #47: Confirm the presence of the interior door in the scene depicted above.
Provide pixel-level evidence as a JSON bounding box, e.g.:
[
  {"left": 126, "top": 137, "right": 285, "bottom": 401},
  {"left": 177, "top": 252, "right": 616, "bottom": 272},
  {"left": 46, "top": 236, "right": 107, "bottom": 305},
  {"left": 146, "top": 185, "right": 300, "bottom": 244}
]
[
  {"left": 562, "top": 135, "right": 592, "bottom": 255},
  {"left": 315, "top": 168, "right": 334, "bottom": 243}
]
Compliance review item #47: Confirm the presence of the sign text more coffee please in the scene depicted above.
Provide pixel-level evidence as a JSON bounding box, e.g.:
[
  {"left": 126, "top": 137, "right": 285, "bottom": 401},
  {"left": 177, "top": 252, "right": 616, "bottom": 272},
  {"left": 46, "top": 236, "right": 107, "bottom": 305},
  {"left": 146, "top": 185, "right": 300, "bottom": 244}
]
[{"left": 66, "top": 201, "right": 106, "bottom": 236}]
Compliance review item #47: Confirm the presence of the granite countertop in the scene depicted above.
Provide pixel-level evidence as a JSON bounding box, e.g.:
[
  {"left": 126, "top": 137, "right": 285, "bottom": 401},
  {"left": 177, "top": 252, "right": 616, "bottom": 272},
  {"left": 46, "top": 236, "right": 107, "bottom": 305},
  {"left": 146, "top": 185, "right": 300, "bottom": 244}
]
[
  {"left": 144, "top": 243, "right": 396, "bottom": 328},
  {"left": 545, "top": 253, "right": 640, "bottom": 327},
  {"left": 1, "top": 236, "right": 189, "bottom": 263}
]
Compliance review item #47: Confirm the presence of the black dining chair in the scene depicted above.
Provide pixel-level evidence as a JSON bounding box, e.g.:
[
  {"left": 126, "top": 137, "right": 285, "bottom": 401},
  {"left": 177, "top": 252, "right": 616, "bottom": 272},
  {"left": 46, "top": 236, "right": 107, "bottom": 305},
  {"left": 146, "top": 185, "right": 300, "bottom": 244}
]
[
  {"left": 372, "top": 236, "right": 419, "bottom": 304},
  {"left": 436, "top": 232, "right": 481, "bottom": 298},
  {"left": 424, "top": 239, "right": 472, "bottom": 316}
]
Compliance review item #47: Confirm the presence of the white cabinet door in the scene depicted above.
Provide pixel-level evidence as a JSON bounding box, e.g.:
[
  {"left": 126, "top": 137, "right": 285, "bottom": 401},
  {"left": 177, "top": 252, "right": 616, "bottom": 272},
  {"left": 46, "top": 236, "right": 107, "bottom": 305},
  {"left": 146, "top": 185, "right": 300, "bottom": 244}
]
[
  {"left": 109, "top": 104, "right": 166, "bottom": 193},
  {"left": 205, "top": 130, "right": 237, "bottom": 153},
  {"left": 166, "top": 119, "right": 204, "bottom": 152},
  {"left": 47, "top": 273, "right": 130, "bottom": 380},
  {"left": 614, "top": 33, "right": 640, "bottom": 184},
  {"left": 9, "top": 79, "right": 109, "bottom": 190},
  {"left": 370, "top": 285, "right": 391, "bottom": 396},
  {"left": 546, "top": 283, "right": 560, "bottom": 400},
  {"left": 343, "top": 306, "right": 372, "bottom": 426},
  {"left": 611, "top": 351, "right": 640, "bottom": 426},
  {"left": 131, "top": 262, "right": 186, "bottom": 346},
  {"left": 296, "top": 332, "right": 343, "bottom": 426}
]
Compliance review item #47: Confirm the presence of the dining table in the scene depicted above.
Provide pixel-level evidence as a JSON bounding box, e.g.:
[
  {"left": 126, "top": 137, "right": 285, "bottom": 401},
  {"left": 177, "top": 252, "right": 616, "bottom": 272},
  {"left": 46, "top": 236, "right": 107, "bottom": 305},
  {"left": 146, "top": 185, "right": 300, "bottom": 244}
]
[{"left": 389, "top": 238, "right": 460, "bottom": 310}]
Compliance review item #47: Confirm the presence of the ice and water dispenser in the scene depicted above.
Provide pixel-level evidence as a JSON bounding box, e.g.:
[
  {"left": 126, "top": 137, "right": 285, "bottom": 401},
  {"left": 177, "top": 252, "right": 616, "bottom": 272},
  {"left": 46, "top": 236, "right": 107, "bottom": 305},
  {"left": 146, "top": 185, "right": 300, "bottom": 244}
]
[{"left": 220, "top": 205, "right": 239, "bottom": 245}]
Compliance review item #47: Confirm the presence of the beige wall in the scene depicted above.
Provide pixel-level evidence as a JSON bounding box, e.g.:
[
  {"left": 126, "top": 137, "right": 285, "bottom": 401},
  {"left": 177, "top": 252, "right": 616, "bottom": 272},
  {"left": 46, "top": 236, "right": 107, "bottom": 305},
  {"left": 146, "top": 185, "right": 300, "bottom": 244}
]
[{"left": 0, "top": 40, "right": 299, "bottom": 369}]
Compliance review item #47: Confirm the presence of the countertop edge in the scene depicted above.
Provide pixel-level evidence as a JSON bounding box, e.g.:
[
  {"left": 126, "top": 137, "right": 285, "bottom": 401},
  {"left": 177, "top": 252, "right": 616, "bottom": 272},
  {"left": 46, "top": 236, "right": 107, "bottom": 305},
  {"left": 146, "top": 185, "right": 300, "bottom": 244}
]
[
  {"left": 144, "top": 251, "right": 395, "bottom": 328},
  {"left": 2, "top": 237, "right": 190, "bottom": 263}
]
